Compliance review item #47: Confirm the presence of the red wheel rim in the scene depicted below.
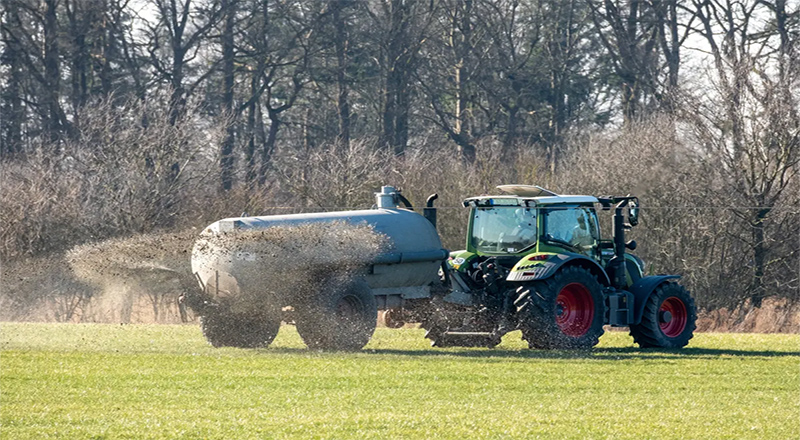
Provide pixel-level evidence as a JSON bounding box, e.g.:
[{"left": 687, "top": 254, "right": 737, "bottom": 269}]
[
  {"left": 555, "top": 283, "right": 595, "bottom": 337},
  {"left": 659, "top": 296, "right": 688, "bottom": 338}
]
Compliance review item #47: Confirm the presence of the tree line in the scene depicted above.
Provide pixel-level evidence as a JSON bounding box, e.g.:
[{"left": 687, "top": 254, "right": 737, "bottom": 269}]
[
  {"left": 5, "top": 0, "right": 794, "bottom": 167},
  {"left": 0, "top": 0, "right": 798, "bottom": 318}
]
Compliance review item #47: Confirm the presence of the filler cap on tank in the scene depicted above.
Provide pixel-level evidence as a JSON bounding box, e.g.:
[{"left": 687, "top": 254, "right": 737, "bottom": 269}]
[{"left": 375, "top": 186, "right": 400, "bottom": 208}]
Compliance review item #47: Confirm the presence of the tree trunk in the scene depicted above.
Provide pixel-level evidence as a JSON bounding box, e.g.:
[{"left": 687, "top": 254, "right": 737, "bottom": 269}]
[
  {"left": 169, "top": 52, "right": 186, "bottom": 126},
  {"left": 245, "top": 92, "right": 260, "bottom": 187},
  {"left": 381, "top": 0, "right": 412, "bottom": 156},
  {"left": 43, "top": 0, "right": 62, "bottom": 144},
  {"left": 1, "top": 0, "right": 24, "bottom": 157},
  {"left": 453, "top": 0, "right": 474, "bottom": 162},
  {"left": 750, "top": 208, "right": 770, "bottom": 308},
  {"left": 332, "top": 1, "right": 351, "bottom": 149},
  {"left": 98, "top": 4, "right": 114, "bottom": 97},
  {"left": 220, "top": 0, "right": 236, "bottom": 191},
  {"left": 65, "top": 0, "right": 90, "bottom": 121},
  {"left": 258, "top": 108, "right": 280, "bottom": 186}
]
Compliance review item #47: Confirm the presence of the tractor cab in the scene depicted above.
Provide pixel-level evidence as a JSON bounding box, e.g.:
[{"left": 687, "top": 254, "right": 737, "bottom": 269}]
[
  {"left": 451, "top": 185, "right": 643, "bottom": 291},
  {"left": 462, "top": 193, "right": 601, "bottom": 259}
]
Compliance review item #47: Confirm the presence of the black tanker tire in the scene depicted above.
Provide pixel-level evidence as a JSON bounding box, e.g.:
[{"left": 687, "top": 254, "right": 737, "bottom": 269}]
[
  {"left": 629, "top": 283, "right": 697, "bottom": 348},
  {"left": 201, "top": 307, "right": 281, "bottom": 348},
  {"left": 514, "top": 266, "right": 605, "bottom": 349},
  {"left": 295, "top": 277, "right": 378, "bottom": 351}
]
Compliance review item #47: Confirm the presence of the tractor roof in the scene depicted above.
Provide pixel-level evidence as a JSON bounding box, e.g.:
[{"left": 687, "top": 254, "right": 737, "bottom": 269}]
[{"left": 463, "top": 185, "right": 599, "bottom": 207}]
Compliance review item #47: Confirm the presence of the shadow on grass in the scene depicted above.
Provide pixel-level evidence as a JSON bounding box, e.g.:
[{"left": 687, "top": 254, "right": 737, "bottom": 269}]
[{"left": 264, "top": 346, "right": 799, "bottom": 360}]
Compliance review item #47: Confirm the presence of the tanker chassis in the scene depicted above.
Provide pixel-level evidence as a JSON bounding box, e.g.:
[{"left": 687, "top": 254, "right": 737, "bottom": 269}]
[{"left": 186, "top": 185, "right": 697, "bottom": 350}]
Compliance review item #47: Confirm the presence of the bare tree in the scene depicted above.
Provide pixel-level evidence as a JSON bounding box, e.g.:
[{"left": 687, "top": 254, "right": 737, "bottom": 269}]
[
  {"left": 415, "top": 0, "right": 483, "bottom": 162},
  {"left": 688, "top": 0, "right": 800, "bottom": 307},
  {"left": 330, "top": 0, "right": 352, "bottom": 148},
  {"left": 219, "top": 0, "right": 237, "bottom": 191},
  {"left": 142, "top": 0, "right": 225, "bottom": 124},
  {"left": 0, "top": 0, "right": 24, "bottom": 156},
  {"left": 1, "top": 0, "right": 73, "bottom": 145},
  {"left": 237, "top": 0, "right": 314, "bottom": 187},
  {"left": 587, "top": 0, "right": 665, "bottom": 124},
  {"left": 369, "top": 0, "right": 430, "bottom": 156}
]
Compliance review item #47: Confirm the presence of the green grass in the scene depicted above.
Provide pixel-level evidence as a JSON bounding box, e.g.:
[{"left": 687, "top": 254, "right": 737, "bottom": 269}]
[{"left": 1, "top": 323, "right": 798, "bottom": 440}]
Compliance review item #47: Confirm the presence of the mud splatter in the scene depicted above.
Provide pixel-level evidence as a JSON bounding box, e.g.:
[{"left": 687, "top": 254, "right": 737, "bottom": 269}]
[
  {"left": 65, "top": 230, "right": 198, "bottom": 323},
  {"left": 63, "top": 221, "right": 390, "bottom": 320},
  {"left": 192, "top": 221, "right": 390, "bottom": 311},
  {"left": 67, "top": 230, "right": 196, "bottom": 283}
]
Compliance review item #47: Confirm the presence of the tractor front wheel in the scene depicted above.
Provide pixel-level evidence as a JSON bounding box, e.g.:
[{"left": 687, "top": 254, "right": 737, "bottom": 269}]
[
  {"left": 629, "top": 283, "right": 696, "bottom": 348},
  {"left": 295, "top": 277, "right": 378, "bottom": 351},
  {"left": 515, "top": 266, "right": 605, "bottom": 349}
]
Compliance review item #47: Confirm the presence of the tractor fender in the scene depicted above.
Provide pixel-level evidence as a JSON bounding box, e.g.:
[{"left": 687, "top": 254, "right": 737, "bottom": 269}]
[
  {"left": 507, "top": 253, "right": 610, "bottom": 286},
  {"left": 629, "top": 275, "right": 681, "bottom": 325}
]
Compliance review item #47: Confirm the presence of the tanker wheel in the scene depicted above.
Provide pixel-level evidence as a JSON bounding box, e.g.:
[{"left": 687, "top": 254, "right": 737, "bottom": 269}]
[
  {"left": 629, "top": 283, "right": 697, "bottom": 348},
  {"left": 515, "top": 266, "right": 605, "bottom": 349},
  {"left": 201, "top": 306, "right": 281, "bottom": 348},
  {"left": 295, "top": 277, "right": 377, "bottom": 351}
]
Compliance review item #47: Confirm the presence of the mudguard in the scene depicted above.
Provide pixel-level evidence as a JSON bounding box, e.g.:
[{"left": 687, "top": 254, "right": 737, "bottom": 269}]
[
  {"left": 507, "top": 252, "right": 611, "bottom": 286},
  {"left": 447, "top": 250, "right": 479, "bottom": 273},
  {"left": 629, "top": 275, "right": 681, "bottom": 325}
]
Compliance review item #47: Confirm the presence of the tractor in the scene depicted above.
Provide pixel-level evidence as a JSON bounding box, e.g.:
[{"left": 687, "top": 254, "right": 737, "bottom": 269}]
[{"left": 402, "top": 184, "right": 697, "bottom": 349}]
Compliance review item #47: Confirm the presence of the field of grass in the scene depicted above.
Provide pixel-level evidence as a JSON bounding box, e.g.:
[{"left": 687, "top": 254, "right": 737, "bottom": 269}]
[{"left": 1, "top": 323, "right": 798, "bottom": 440}]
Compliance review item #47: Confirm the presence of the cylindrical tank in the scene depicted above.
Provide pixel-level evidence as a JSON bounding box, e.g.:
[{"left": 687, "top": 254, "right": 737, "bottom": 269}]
[{"left": 191, "top": 204, "right": 447, "bottom": 308}]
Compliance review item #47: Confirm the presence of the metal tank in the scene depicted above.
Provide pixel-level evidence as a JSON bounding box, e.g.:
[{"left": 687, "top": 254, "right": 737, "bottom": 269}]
[{"left": 191, "top": 186, "right": 448, "bottom": 310}]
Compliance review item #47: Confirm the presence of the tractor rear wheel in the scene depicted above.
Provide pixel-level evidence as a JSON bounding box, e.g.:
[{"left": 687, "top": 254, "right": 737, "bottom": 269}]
[
  {"left": 201, "top": 306, "right": 281, "bottom": 348},
  {"left": 629, "top": 283, "right": 696, "bottom": 348},
  {"left": 295, "top": 277, "right": 378, "bottom": 351},
  {"left": 515, "top": 266, "right": 605, "bottom": 349}
]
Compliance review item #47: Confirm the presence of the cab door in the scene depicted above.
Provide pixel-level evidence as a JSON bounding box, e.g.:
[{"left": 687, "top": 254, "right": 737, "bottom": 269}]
[{"left": 541, "top": 206, "right": 601, "bottom": 260}]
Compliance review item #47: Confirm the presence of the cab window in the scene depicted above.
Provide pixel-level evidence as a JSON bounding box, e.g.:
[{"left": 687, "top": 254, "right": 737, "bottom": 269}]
[
  {"left": 542, "top": 207, "right": 599, "bottom": 255},
  {"left": 470, "top": 207, "right": 537, "bottom": 254}
]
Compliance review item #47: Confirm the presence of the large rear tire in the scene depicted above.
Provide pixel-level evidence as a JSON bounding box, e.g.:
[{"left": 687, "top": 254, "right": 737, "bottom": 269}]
[
  {"left": 295, "top": 277, "right": 378, "bottom": 351},
  {"left": 515, "top": 266, "right": 605, "bottom": 349},
  {"left": 201, "top": 306, "right": 281, "bottom": 348},
  {"left": 629, "top": 283, "right": 696, "bottom": 348}
]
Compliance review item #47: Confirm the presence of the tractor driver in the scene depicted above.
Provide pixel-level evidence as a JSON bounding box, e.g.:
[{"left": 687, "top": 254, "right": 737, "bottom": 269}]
[
  {"left": 572, "top": 211, "right": 594, "bottom": 250},
  {"left": 511, "top": 208, "right": 536, "bottom": 244}
]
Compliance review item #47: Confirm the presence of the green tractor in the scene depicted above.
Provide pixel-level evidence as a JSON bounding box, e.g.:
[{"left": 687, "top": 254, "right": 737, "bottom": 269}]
[{"left": 416, "top": 184, "right": 697, "bottom": 349}]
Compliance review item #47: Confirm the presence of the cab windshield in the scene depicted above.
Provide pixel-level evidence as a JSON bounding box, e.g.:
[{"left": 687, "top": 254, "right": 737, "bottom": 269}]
[{"left": 470, "top": 207, "right": 537, "bottom": 254}]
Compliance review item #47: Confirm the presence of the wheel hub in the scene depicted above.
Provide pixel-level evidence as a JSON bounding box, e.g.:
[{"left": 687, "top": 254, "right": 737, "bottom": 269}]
[
  {"left": 659, "top": 296, "right": 688, "bottom": 338},
  {"left": 555, "top": 283, "right": 595, "bottom": 337}
]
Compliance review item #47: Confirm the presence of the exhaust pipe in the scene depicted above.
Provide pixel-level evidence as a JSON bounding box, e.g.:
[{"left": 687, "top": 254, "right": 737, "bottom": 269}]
[{"left": 424, "top": 194, "right": 439, "bottom": 228}]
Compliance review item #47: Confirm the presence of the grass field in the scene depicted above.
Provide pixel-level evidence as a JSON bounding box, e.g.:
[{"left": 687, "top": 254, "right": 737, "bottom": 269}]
[{"left": 1, "top": 323, "right": 798, "bottom": 439}]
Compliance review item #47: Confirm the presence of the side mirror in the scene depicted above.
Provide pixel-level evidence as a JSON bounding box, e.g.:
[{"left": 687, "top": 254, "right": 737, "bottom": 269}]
[{"left": 629, "top": 200, "right": 639, "bottom": 227}]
